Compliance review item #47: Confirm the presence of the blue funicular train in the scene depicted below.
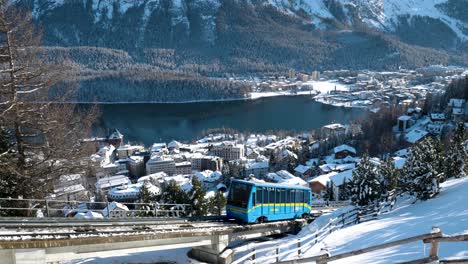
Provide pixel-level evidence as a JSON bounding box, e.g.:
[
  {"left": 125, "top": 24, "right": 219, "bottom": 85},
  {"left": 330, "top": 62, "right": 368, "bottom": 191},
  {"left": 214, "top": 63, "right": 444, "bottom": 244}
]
[{"left": 226, "top": 179, "right": 312, "bottom": 223}]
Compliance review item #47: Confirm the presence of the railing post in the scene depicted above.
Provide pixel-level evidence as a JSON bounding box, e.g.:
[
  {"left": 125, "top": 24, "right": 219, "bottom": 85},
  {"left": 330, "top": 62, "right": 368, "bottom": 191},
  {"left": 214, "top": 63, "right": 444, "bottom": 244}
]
[
  {"left": 297, "top": 239, "right": 301, "bottom": 256},
  {"left": 429, "top": 226, "right": 441, "bottom": 260},
  {"left": 154, "top": 203, "right": 158, "bottom": 217},
  {"left": 106, "top": 201, "right": 110, "bottom": 218},
  {"left": 45, "top": 199, "right": 50, "bottom": 217},
  {"left": 276, "top": 245, "right": 279, "bottom": 262},
  {"left": 251, "top": 247, "right": 256, "bottom": 261}
]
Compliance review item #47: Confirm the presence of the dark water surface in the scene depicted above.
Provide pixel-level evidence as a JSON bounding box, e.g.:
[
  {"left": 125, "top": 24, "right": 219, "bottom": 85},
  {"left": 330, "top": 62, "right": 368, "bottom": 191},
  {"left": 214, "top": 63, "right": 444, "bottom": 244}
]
[{"left": 96, "top": 96, "right": 366, "bottom": 145}]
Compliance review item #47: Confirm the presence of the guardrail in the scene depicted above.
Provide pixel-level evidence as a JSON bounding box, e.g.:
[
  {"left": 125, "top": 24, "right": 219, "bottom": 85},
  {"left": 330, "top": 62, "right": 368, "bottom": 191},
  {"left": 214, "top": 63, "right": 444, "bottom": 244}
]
[
  {"left": 0, "top": 197, "right": 192, "bottom": 218},
  {"left": 278, "top": 227, "right": 468, "bottom": 264},
  {"left": 231, "top": 199, "right": 394, "bottom": 264}
]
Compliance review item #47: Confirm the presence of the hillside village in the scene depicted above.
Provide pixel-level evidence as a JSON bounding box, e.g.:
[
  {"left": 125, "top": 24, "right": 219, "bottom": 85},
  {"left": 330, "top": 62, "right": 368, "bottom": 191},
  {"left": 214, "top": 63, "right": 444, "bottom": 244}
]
[
  {"left": 237, "top": 65, "right": 467, "bottom": 112},
  {"left": 45, "top": 75, "right": 468, "bottom": 218}
]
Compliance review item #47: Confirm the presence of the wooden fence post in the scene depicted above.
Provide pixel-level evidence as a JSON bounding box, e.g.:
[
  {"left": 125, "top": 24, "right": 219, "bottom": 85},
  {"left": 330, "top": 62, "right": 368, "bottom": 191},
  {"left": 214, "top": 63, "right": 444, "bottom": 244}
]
[{"left": 429, "top": 226, "right": 441, "bottom": 260}]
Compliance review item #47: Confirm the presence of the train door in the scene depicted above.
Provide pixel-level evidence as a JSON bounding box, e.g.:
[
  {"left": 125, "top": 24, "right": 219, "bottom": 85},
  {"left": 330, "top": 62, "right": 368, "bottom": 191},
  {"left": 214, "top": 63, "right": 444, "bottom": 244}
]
[
  {"left": 285, "top": 189, "right": 291, "bottom": 214},
  {"left": 256, "top": 187, "right": 263, "bottom": 216},
  {"left": 275, "top": 188, "right": 281, "bottom": 215}
]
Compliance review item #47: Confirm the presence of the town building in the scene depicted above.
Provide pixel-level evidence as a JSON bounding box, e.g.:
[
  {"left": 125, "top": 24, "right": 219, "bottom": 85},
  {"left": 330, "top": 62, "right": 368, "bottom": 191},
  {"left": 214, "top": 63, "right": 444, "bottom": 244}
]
[
  {"left": 191, "top": 156, "right": 223, "bottom": 172},
  {"left": 211, "top": 143, "right": 245, "bottom": 161},
  {"left": 102, "top": 201, "right": 129, "bottom": 218},
  {"left": 175, "top": 161, "right": 192, "bottom": 175},
  {"left": 333, "top": 144, "right": 357, "bottom": 159},
  {"left": 321, "top": 123, "right": 346, "bottom": 138},
  {"left": 146, "top": 156, "right": 176, "bottom": 175},
  {"left": 95, "top": 175, "right": 131, "bottom": 192},
  {"left": 107, "top": 128, "right": 124, "bottom": 147},
  {"left": 241, "top": 161, "right": 269, "bottom": 178},
  {"left": 126, "top": 156, "right": 145, "bottom": 179}
]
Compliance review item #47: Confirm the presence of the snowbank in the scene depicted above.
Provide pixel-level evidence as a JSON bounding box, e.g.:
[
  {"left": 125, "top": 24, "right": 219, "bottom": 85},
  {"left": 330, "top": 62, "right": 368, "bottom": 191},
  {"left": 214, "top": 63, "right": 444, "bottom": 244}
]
[{"left": 299, "top": 177, "right": 468, "bottom": 263}]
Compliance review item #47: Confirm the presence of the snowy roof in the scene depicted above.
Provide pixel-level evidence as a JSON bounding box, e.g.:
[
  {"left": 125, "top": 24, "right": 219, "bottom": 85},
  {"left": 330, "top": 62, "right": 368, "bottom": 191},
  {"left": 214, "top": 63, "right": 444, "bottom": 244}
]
[
  {"left": 194, "top": 170, "right": 222, "bottom": 183},
  {"left": 393, "top": 157, "right": 407, "bottom": 170},
  {"left": 151, "top": 143, "right": 167, "bottom": 152},
  {"left": 306, "top": 158, "right": 319, "bottom": 166},
  {"left": 266, "top": 170, "right": 307, "bottom": 186},
  {"left": 398, "top": 115, "right": 412, "bottom": 121},
  {"left": 405, "top": 129, "right": 429, "bottom": 144},
  {"left": 323, "top": 123, "right": 345, "bottom": 130},
  {"left": 137, "top": 172, "right": 167, "bottom": 183},
  {"left": 394, "top": 148, "right": 410, "bottom": 157},
  {"left": 245, "top": 161, "right": 269, "bottom": 170},
  {"left": 108, "top": 128, "right": 123, "bottom": 139},
  {"left": 53, "top": 184, "right": 86, "bottom": 197},
  {"left": 168, "top": 140, "right": 182, "bottom": 149},
  {"left": 108, "top": 182, "right": 160, "bottom": 198},
  {"left": 95, "top": 175, "right": 131, "bottom": 190},
  {"left": 430, "top": 113, "right": 445, "bottom": 120},
  {"left": 102, "top": 201, "right": 129, "bottom": 217},
  {"left": 334, "top": 144, "right": 357, "bottom": 154},
  {"left": 449, "top": 98, "right": 465, "bottom": 108},
  {"left": 330, "top": 170, "right": 354, "bottom": 186},
  {"left": 294, "top": 164, "right": 311, "bottom": 174},
  {"left": 308, "top": 172, "right": 337, "bottom": 187}
]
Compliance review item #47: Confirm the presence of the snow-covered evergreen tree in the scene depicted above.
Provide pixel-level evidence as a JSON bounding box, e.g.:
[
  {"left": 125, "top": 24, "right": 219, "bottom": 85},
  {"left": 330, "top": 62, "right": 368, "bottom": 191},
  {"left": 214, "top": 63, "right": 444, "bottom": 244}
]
[
  {"left": 402, "top": 137, "right": 442, "bottom": 200},
  {"left": 207, "top": 191, "right": 226, "bottom": 216},
  {"left": 137, "top": 183, "right": 154, "bottom": 217},
  {"left": 380, "top": 157, "right": 399, "bottom": 198},
  {"left": 445, "top": 123, "right": 467, "bottom": 178},
  {"left": 338, "top": 178, "right": 350, "bottom": 201},
  {"left": 349, "top": 154, "right": 382, "bottom": 206},
  {"left": 189, "top": 177, "right": 208, "bottom": 216}
]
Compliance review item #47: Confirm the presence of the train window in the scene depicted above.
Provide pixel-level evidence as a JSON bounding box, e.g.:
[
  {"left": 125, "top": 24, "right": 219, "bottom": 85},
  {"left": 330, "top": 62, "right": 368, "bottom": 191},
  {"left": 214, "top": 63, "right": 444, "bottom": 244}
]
[
  {"left": 280, "top": 189, "right": 286, "bottom": 203},
  {"left": 285, "top": 190, "right": 290, "bottom": 203},
  {"left": 252, "top": 192, "right": 256, "bottom": 206},
  {"left": 227, "top": 183, "right": 252, "bottom": 208},
  {"left": 276, "top": 189, "right": 281, "bottom": 203},
  {"left": 263, "top": 188, "right": 268, "bottom": 204},
  {"left": 257, "top": 187, "right": 263, "bottom": 204},
  {"left": 269, "top": 188, "right": 275, "bottom": 203},
  {"left": 295, "top": 190, "right": 303, "bottom": 203},
  {"left": 305, "top": 191, "right": 310, "bottom": 204}
]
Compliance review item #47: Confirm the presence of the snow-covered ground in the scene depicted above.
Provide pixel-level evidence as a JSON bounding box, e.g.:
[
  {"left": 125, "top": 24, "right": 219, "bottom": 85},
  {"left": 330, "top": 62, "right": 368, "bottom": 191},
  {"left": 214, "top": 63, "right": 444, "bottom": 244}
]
[
  {"left": 67, "top": 248, "right": 200, "bottom": 264},
  {"left": 250, "top": 81, "right": 350, "bottom": 100},
  {"left": 285, "top": 177, "right": 468, "bottom": 263}
]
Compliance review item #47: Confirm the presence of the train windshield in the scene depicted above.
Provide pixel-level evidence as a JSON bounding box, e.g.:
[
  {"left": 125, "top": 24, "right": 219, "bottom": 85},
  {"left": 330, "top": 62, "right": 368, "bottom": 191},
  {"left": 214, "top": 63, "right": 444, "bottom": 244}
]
[{"left": 227, "top": 182, "right": 252, "bottom": 208}]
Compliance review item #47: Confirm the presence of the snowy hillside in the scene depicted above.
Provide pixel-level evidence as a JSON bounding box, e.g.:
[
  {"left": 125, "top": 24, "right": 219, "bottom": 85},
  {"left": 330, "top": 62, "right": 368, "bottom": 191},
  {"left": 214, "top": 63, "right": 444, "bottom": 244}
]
[
  {"left": 268, "top": 0, "right": 468, "bottom": 41},
  {"left": 280, "top": 176, "right": 468, "bottom": 263},
  {"left": 16, "top": 0, "right": 468, "bottom": 42}
]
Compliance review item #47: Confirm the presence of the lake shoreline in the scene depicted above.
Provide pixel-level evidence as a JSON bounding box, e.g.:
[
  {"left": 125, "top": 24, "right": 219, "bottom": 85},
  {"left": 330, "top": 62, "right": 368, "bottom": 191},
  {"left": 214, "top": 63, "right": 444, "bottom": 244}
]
[{"left": 57, "top": 91, "right": 317, "bottom": 105}]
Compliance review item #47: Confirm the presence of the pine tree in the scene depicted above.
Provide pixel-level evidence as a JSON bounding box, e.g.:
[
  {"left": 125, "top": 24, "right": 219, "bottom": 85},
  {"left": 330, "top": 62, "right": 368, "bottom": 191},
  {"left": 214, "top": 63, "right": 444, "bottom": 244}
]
[
  {"left": 324, "top": 181, "right": 335, "bottom": 201},
  {"left": 338, "top": 178, "right": 350, "bottom": 201},
  {"left": 402, "top": 137, "right": 442, "bottom": 200},
  {"left": 189, "top": 177, "right": 208, "bottom": 216},
  {"left": 208, "top": 191, "right": 226, "bottom": 216},
  {"left": 380, "top": 157, "right": 399, "bottom": 199},
  {"left": 160, "top": 181, "right": 190, "bottom": 205},
  {"left": 137, "top": 183, "right": 154, "bottom": 217},
  {"left": 349, "top": 154, "right": 382, "bottom": 206},
  {"left": 445, "top": 123, "right": 467, "bottom": 178}
]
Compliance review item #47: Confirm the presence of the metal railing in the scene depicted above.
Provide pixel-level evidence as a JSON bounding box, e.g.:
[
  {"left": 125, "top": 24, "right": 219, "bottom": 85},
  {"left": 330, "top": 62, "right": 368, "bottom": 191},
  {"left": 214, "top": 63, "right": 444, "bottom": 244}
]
[
  {"left": 279, "top": 227, "right": 468, "bottom": 264},
  {"left": 0, "top": 197, "right": 192, "bottom": 218},
  {"left": 232, "top": 199, "right": 394, "bottom": 264}
]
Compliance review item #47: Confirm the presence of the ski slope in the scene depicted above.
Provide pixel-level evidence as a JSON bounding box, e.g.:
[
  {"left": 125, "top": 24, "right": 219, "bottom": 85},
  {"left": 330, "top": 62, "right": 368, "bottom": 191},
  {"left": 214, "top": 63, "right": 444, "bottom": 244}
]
[{"left": 294, "top": 177, "right": 468, "bottom": 263}]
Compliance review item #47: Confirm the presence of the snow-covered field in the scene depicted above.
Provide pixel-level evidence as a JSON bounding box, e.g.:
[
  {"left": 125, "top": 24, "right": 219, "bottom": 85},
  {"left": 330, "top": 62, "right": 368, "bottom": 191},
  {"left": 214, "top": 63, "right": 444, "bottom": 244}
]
[
  {"left": 259, "top": 177, "right": 468, "bottom": 263},
  {"left": 67, "top": 248, "right": 200, "bottom": 264},
  {"left": 250, "top": 81, "right": 350, "bottom": 100}
]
